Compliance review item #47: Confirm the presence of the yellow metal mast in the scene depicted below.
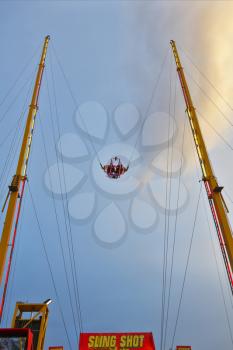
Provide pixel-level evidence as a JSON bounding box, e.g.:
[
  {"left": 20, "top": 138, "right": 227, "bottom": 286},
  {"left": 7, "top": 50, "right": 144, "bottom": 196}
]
[
  {"left": 170, "top": 40, "right": 233, "bottom": 292},
  {"left": 0, "top": 35, "right": 50, "bottom": 284}
]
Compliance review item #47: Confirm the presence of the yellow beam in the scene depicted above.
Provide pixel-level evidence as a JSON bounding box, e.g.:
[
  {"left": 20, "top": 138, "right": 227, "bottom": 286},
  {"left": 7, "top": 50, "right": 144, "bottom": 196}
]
[
  {"left": 0, "top": 35, "right": 50, "bottom": 284},
  {"left": 170, "top": 40, "right": 233, "bottom": 287}
]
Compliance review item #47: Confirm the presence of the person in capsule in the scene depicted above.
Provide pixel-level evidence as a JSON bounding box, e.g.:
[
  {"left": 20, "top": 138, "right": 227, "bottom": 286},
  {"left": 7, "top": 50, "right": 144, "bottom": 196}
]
[{"left": 100, "top": 156, "right": 129, "bottom": 179}]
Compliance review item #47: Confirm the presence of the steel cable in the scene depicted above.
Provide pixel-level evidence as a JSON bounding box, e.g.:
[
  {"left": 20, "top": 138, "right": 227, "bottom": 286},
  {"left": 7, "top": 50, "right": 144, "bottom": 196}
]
[
  {"left": 177, "top": 43, "right": 233, "bottom": 119},
  {"left": 0, "top": 69, "right": 39, "bottom": 125},
  {"left": 46, "top": 57, "right": 83, "bottom": 335},
  {"left": 128, "top": 46, "right": 170, "bottom": 166},
  {"left": 39, "top": 115, "right": 79, "bottom": 340},
  {"left": 160, "top": 51, "right": 173, "bottom": 350},
  {"left": 0, "top": 70, "right": 36, "bottom": 201},
  {"left": 27, "top": 182, "right": 73, "bottom": 350},
  {"left": 50, "top": 43, "right": 101, "bottom": 164},
  {"left": 189, "top": 123, "right": 233, "bottom": 347},
  {"left": 197, "top": 109, "right": 233, "bottom": 151},
  {"left": 45, "top": 66, "right": 83, "bottom": 335},
  {"left": 163, "top": 76, "right": 184, "bottom": 350},
  {"left": 170, "top": 183, "right": 202, "bottom": 349},
  {"left": 0, "top": 44, "right": 40, "bottom": 108},
  {"left": 3, "top": 192, "right": 26, "bottom": 327},
  {"left": 202, "top": 193, "right": 233, "bottom": 347},
  {"left": 185, "top": 69, "right": 233, "bottom": 128}
]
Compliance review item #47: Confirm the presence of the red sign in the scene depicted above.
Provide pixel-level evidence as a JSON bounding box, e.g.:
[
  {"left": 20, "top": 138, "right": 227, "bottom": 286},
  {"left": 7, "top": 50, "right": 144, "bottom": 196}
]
[
  {"left": 176, "top": 347, "right": 191, "bottom": 350},
  {"left": 79, "top": 333, "right": 156, "bottom": 350}
]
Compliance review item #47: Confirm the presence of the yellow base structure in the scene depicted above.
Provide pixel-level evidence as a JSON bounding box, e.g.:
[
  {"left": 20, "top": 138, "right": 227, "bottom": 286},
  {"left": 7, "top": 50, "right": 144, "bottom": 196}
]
[{"left": 12, "top": 302, "right": 50, "bottom": 350}]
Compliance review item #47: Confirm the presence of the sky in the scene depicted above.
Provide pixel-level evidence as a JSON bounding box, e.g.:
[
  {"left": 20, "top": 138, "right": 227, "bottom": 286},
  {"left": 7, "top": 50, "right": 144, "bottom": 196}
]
[{"left": 0, "top": 1, "right": 233, "bottom": 350}]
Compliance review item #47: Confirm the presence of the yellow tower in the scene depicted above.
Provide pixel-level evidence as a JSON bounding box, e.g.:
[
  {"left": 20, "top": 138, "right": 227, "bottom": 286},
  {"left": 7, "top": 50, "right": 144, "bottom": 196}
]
[
  {"left": 0, "top": 35, "right": 50, "bottom": 284},
  {"left": 170, "top": 40, "right": 233, "bottom": 292}
]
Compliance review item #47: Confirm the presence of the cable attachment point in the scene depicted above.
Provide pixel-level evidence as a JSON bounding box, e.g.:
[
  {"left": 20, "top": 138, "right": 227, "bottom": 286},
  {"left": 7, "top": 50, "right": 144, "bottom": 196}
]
[
  {"left": 22, "top": 175, "right": 28, "bottom": 182},
  {"left": 1, "top": 175, "right": 27, "bottom": 213},
  {"left": 29, "top": 103, "right": 38, "bottom": 111},
  {"left": 213, "top": 186, "right": 224, "bottom": 193},
  {"left": 9, "top": 175, "right": 21, "bottom": 193}
]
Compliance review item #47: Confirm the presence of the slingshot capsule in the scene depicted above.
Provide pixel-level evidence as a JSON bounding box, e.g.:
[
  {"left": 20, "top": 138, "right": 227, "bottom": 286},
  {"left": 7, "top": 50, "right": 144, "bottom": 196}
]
[{"left": 100, "top": 156, "right": 129, "bottom": 179}]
